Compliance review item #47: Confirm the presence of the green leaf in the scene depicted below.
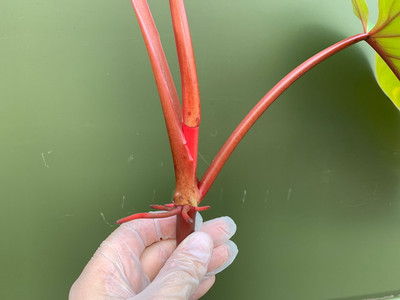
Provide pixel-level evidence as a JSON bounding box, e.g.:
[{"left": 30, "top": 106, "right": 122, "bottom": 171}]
[
  {"left": 371, "top": 0, "right": 400, "bottom": 37},
  {"left": 352, "top": 0, "right": 369, "bottom": 32},
  {"left": 365, "top": 0, "right": 400, "bottom": 110},
  {"left": 376, "top": 53, "right": 400, "bottom": 108}
]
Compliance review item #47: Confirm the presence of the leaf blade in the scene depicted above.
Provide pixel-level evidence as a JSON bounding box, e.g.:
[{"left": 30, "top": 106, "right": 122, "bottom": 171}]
[
  {"left": 375, "top": 53, "right": 400, "bottom": 108},
  {"left": 352, "top": 0, "right": 369, "bottom": 32},
  {"left": 364, "top": 0, "right": 400, "bottom": 110},
  {"left": 370, "top": 0, "right": 400, "bottom": 36}
]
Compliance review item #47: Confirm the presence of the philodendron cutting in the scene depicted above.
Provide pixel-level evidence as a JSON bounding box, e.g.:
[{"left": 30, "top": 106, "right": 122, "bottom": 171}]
[{"left": 116, "top": 0, "right": 400, "bottom": 245}]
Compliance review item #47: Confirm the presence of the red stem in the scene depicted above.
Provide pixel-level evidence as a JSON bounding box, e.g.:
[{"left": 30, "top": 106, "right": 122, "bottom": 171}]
[
  {"left": 169, "top": 0, "right": 201, "bottom": 128},
  {"left": 176, "top": 208, "right": 196, "bottom": 244},
  {"left": 131, "top": 0, "right": 182, "bottom": 123},
  {"left": 169, "top": 0, "right": 200, "bottom": 178},
  {"left": 130, "top": 0, "right": 198, "bottom": 210},
  {"left": 198, "top": 33, "right": 370, "bottom": 200}
]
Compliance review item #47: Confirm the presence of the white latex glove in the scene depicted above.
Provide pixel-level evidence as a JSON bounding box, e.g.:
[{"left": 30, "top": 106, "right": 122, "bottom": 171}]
[{"left": 69, "top": 214, "right": 238, "bottom": 299}]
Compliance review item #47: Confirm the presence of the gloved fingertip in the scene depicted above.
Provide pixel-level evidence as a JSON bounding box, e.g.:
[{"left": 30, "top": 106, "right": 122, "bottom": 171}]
[
  {"left": 209, "top": 240, "right": 239, "bottom": 276},
  {"left": 220, "top": 216, "right": 237, "bottom": 237},
  {"left": 200, "top": 216, "right": 237, "bottom": 246},
  {"left": 226, "top": 240, "right": 238, "bottom": 263}
]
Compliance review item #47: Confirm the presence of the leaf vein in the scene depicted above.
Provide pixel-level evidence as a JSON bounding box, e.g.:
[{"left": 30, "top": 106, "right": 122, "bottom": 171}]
[{"left": 372, "top": 8, "right": 400, "bottom": 35}]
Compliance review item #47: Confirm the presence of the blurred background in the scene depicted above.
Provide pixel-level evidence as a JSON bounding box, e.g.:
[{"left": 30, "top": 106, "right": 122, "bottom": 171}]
[{"left": 2, "top": 0, "right": 400, "bottom": 299}]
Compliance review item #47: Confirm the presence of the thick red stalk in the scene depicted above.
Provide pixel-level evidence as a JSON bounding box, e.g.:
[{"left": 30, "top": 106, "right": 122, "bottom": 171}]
[
  {"left": 130, "top": 0, "right": 199, "bottom": 211},
  {"left": 169, "top": 0, "right": 201, "bottom": 129},
  {"left": 198, "top": 33, "right": 370, "bottom": 200},
  {"left": 166, "top": 0, "right": 201, "bottom": 244},
  {"left": 169, "top": 0, "right": 201, "bottom": 181},
  {"left": 131, "top": 0, "right": 182, "bottom": 123},
  {"left": 125, "top": 2, "right": 201, "bottom": 244}
]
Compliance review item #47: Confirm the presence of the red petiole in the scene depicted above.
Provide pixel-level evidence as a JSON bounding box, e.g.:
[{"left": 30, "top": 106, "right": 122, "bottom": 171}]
[{"left": 198, "top": 32, "right": 370, "bottom": 199}]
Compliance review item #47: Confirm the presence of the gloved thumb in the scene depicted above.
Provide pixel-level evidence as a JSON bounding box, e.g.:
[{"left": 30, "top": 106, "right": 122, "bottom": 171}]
[{"left": 135, "top": 232, "right": 213, "bottom": 299}]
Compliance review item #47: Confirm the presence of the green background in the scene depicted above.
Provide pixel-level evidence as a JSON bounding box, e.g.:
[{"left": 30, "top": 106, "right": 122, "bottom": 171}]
[{"left": 2, "top": 0, "right": 400, "bottom": 299}]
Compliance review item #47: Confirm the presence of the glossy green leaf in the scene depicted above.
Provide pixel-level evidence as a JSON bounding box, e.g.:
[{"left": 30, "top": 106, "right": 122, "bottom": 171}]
[
  {"left": 375, "top": 53, "right": 400, "bottom": 107},
  {"left": 352, "top": 0, "right": 369, "bottom": 32},
  {"left": 371, "top": 0, "right": 400, "bottom": 36},
  {"left": 360, "top": 0, "right": 400, "bottom": 110}
]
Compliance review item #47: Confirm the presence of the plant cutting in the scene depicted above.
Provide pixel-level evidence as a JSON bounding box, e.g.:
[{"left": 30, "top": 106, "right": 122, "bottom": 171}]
[{"left": 116, "top": 0, "right": 400, "bottom": 245}]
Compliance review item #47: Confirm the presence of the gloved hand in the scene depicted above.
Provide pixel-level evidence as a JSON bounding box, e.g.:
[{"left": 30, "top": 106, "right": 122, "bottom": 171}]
[{"left": 69, "top": 214, "right": 238, "bottom": 299}]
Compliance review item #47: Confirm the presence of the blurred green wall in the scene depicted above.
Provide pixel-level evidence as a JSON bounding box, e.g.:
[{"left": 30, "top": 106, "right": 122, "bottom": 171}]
[{"left": 1, "top": 0, "right": 400, "bottom": 299}]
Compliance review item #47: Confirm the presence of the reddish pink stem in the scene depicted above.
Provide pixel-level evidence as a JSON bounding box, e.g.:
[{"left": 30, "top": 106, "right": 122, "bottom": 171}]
[
  {"left": 198, "top": 33, "right": 370, "bottom": 200},
  {"left": 169, "top": 0, "right": 201, "bottom": 128},
  {"left": 130, "top": 0, "right": 200, "bottom": 217},
  {"left": 169, "top": 0, "right": 201, "bottom": 184},
  {"left": 131, "top": 0, "right": 182, "bottom": 122}
]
